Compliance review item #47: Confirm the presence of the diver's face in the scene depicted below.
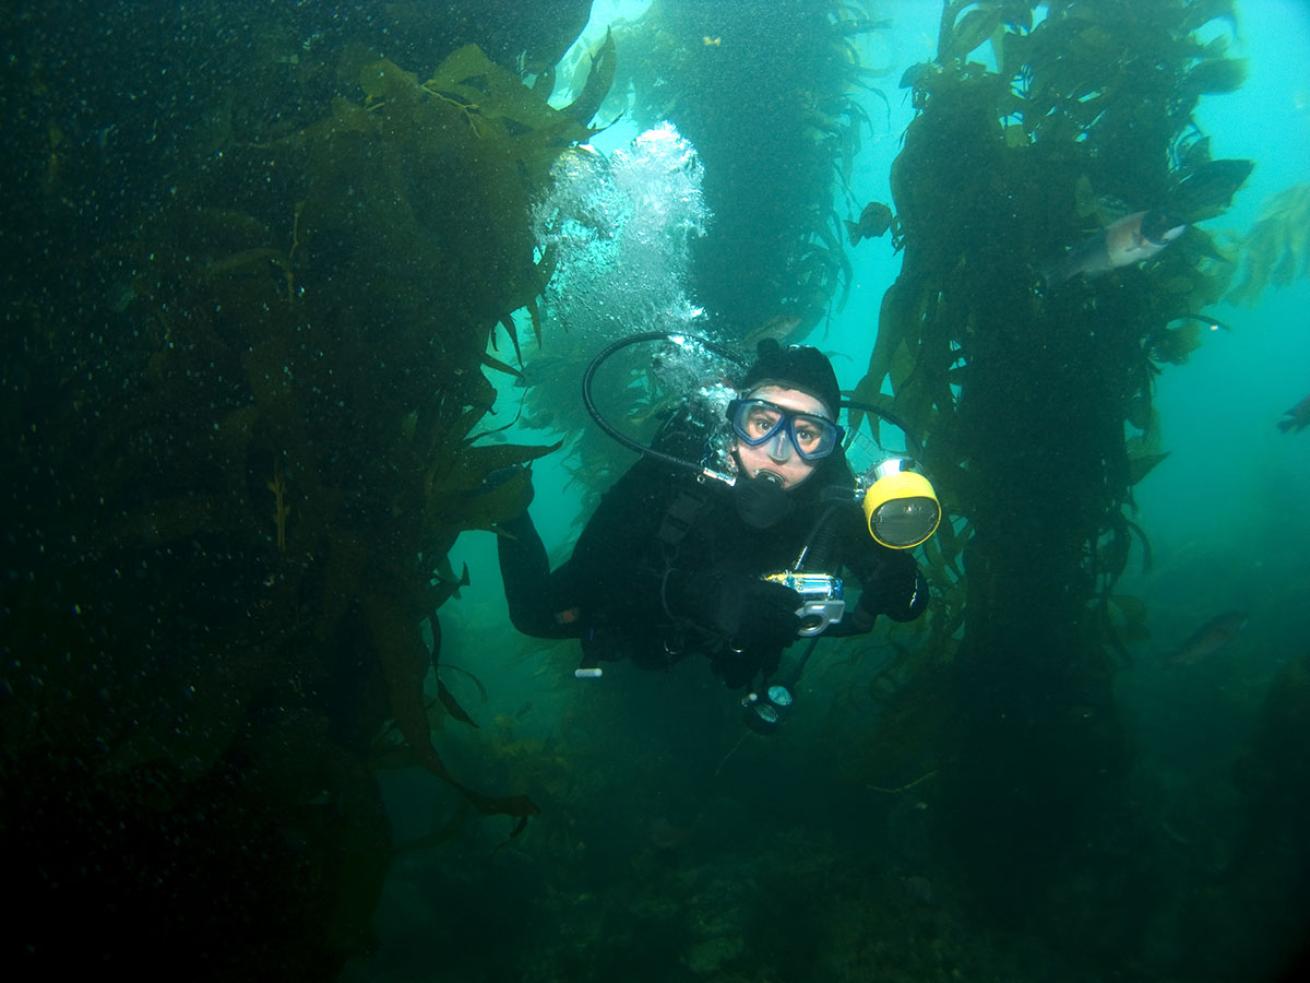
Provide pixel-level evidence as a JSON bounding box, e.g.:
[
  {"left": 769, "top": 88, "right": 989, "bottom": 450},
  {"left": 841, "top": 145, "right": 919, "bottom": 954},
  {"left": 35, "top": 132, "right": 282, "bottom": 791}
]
[{"left": 733, "top": 385, "right": 829, "bottom": 490}]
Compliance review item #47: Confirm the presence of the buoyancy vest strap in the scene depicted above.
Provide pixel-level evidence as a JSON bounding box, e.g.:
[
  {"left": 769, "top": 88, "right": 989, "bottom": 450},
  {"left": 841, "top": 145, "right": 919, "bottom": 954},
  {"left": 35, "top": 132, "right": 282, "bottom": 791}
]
[{"left": 657, "top": 487, "right": 711, "bottom": 550}]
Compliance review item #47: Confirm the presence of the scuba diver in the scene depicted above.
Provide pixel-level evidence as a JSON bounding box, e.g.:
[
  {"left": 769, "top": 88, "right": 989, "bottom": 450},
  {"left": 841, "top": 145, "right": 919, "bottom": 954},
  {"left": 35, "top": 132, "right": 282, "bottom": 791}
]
[{"left": 494, "top": 336, "right": 934, "bottom": 723}]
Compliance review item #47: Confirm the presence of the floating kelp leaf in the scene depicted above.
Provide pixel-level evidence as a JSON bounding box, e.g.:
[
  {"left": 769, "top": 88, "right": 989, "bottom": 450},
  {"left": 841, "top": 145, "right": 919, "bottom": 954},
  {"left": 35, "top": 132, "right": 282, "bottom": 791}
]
[
  {"left": 358, "top": 58, "right": 426, "bottom": 110},
  {"left": 527, "top": 297, "right": 545, "bottom": 348},
  {"left": 1126, "top": 388, "right": 1153, "bottom": 431},
  {"left": 1002, "top": 4, "right": 1033, "bottom": 32},
  {"left": 947, "top": 6, "right": 1003, "bottom": 60},
  {"left": 431, "top": 562, "right": 470, "bottom": 609},
  {"left": 1183, "top": 58, "right": 1247, "bottom": 96},
  {"left": 365, "top": 592, "right": 448, "bottom": 773},
  {"left": 1176, "top": 134, "right": 1211, "bottom": 171},
  {"left": 439, "top": 663, "right": 489, "bottom": 704},
  {"left": 364, "top": 592, "right": 538, "bottom": 828},
  {"left": 899, "top": 61, "right": 943, "bottom": 92},
  {"left": 452, "top": 440, "right": 563, "bottom": 490},
  {"left": 499, "top": 253, "right": 555, "bottom": 350},
  {"left": 1099, "top": 517, "right": 1132, "bottom": 583},
  {"left": 850, "top": 278, "right": 912, "bottom": 440},
  {"left": 1168, "top": 158, "right": 1253, "bottom": 222},
  {"left": 1181, "top": 0, "right": 1237, "bottom": 32},
  {"left": 563, "top": 28, "right": 616, "bottom": 127},
  {"left": 1126, "top": 518, "right": 1154, "bottom": 574},
  {"left": 425, "top": 45, "right": 555, "bottom": 134},
  {"left": 424, "top": 440, "right": 560, "bottom": 531},
  {"left": 846, "top": 388, "right": 900, "bottom": 452},
  {"left": 1227, "top": 183, "right": 1310, "bottom": 305},
  {"left": 1148, "top": 317, "right": 1218, "bottom": 364},
  {"left": 1127, "top": 450, "right": 1170, "bottom": 485},
  {"left": 495, "top": 314, "right": 524, "bottom": 365},
  {"left": 392, "top": 801, "right": 472, "bottom": 856},
  {"left": 481, "top": 350, "right": 524, "bottom": 379},
  {"left": 437, "top": 678, "right": 479, "bottom": 728}
]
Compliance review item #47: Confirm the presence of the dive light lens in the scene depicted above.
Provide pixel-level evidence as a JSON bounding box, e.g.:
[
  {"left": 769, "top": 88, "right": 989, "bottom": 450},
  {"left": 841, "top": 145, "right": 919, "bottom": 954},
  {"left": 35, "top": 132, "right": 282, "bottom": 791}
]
[
  {"left": 753, "top": 703, "right": 780, "bottom": 726},
  {"left": 873, "top": 497, "right": 940, "bottom": 548},
  {"left": 766, "top": 685, "right": 794, "bottom": 709}
]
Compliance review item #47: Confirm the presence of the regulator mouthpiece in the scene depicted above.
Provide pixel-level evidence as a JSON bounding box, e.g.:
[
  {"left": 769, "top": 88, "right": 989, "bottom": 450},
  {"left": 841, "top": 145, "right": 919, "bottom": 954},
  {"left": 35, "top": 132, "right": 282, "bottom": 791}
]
[{"left": 732, "top": 472, "right": 793, "bottom": 528}]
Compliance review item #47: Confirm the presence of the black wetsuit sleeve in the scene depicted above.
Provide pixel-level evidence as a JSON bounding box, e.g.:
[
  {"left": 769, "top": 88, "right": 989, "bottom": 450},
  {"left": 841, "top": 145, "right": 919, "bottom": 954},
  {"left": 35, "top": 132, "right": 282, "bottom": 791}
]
[
  {"left": 827, "top": 537, "right": 928, "bottom": 636},
  {"left": 567, "top": 457, "right": 679, "bottom": 627}
]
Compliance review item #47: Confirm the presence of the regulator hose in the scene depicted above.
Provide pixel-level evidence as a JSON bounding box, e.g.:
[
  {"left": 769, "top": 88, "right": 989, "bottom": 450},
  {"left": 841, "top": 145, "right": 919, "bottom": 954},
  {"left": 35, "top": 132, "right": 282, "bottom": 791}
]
[{"left": 581, "top": 330, "right": 927, "bottom": 475}]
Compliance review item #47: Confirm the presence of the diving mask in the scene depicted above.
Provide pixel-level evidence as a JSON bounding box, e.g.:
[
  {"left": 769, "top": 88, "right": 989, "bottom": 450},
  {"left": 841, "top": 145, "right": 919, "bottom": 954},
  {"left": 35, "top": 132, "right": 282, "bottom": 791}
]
[{"left": 727, "top": 398, "right": 844, "bottom": 462}]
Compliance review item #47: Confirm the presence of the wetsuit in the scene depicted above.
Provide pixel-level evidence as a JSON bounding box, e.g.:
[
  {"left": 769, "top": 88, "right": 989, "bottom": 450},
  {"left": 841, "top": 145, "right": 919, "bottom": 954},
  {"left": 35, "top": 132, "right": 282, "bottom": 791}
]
[{"left": 498, "top": 422, "right": 927, "bottom": 688}]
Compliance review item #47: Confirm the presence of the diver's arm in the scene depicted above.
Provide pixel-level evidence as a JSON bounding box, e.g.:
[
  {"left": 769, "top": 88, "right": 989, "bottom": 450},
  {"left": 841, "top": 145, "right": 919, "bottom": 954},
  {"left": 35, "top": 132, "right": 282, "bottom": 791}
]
[
  {"left": 567, "top": 457, "right": 678, "bottom": 622},
  {"left": 826, "top": 545, "right": 928, "bottom": 636},
  {"left": 873, "top": 549, "right": 929, "bottom": 622}
]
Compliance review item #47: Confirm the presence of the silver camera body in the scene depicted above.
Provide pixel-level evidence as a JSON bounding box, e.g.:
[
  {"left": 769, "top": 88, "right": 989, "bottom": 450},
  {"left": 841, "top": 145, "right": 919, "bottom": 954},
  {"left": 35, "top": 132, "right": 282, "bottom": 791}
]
[{"left": 765, "top": 570, "right": 845, "bottom": 637}]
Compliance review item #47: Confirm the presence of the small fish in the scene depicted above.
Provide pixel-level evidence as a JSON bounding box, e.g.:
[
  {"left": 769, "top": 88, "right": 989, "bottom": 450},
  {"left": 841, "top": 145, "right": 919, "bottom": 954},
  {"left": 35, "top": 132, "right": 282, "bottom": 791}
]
[
  {"left": 702, "top": 36, "right": 721, "bottom": 47},
  {"left": 1044, "top": 210, "right": 1187, "bottom": 286},
  {"left": 845, "top": 201, "right": 894, "bottom": 245},
  {"left": 1165, "top": 610, "right": 1248, "bottom": 667},
  {"left": 1277, "top": 393, "right": 1310, "bottom": 433}
]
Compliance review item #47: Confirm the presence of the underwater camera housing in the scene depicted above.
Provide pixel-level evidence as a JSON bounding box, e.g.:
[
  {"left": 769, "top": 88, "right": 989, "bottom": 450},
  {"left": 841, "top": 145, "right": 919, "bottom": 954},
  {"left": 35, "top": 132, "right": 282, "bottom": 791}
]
[{"left": 763, "top": 570, "right": 845, "bottom": 637}]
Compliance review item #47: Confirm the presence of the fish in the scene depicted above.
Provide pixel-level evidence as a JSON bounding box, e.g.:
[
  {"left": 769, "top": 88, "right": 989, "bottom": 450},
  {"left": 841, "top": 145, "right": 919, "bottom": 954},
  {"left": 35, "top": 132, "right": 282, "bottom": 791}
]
[
  {"left": 846, "top": 201, "right": 894, "bottom": 245},
  {"left": 1043, "top": 210, "right": 1187, "bottom": 286},
  {"left": 1165, "top": 610, "right": 1248, "bottom": 667},
  {"left": 1277, "top": 393, "right": 1310, "bottom": 433}
]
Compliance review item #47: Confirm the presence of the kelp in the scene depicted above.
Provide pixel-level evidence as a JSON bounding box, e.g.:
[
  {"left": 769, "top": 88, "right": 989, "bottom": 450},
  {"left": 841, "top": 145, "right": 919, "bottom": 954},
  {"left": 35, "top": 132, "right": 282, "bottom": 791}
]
[
  {"left": 2, "top": 21, "right": 608, "bottom": 972},
  {"left": 609, "top": 0, "right": 892, "bottom": 337},
  {"left": 855, "top": 0, "right": 1249, "bottom": 651},
  {"left": 849, "top": 0, "right": 1253, "bottom": 946},
  {"left": 1226, "top": 182, "right": 1310, "bottom": 306},
  {"left": 512, "top": 1, "right": 893, "bottom": 519}
]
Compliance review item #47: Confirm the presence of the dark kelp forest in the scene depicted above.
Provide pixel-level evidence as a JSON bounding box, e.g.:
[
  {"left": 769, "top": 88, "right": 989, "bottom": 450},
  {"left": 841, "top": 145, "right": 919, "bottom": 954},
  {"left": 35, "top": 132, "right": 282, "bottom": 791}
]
[{"left": 2, "top": 1, "right": 1308, "bottom": 980}]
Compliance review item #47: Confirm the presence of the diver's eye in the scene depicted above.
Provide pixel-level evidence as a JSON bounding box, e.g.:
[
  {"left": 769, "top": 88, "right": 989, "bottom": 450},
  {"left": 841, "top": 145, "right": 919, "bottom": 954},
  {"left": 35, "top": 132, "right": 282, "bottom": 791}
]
[
  {"left": 746, "top": 408, "right": 780, "bottom": 435},
  {"left": 794, "top": 426, "right": 820, "bottom": 448}
]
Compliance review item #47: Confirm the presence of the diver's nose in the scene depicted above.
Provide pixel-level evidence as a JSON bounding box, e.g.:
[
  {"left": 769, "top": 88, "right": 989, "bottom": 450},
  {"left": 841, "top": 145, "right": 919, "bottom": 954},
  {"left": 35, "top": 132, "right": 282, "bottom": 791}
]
[{"left": 766, "top": 429, "right": 793, "bottom": 462}]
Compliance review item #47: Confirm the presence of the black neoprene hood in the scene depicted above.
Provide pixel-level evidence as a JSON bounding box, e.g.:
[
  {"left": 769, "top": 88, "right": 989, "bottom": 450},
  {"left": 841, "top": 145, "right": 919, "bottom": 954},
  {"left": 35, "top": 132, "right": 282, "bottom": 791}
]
[{"left": 740, "top": 338, "right": 842, "bottom": 420}]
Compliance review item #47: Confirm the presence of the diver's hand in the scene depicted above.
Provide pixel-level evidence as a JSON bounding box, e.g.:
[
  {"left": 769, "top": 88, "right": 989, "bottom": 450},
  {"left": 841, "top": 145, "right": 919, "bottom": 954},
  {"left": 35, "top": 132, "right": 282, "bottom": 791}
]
[
  {"left": 671, "top": 569, "right": 803, "bottom": 649},
  {"left": 860, "top": 552, "right": 927, "bottom": 622}
]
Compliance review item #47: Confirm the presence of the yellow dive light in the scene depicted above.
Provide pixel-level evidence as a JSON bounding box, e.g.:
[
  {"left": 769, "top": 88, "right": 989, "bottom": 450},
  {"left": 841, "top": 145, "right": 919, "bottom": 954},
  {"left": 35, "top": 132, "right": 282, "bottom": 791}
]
[{"left": 861, "top": 459, "right": 941, "bottom": 549}]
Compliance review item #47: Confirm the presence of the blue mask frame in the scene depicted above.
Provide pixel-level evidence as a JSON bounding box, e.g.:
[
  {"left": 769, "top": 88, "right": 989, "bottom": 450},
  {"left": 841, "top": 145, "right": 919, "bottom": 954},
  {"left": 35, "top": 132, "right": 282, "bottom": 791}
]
[{"left": 727, "top": 398, "right": 843, "bottom": 462}]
